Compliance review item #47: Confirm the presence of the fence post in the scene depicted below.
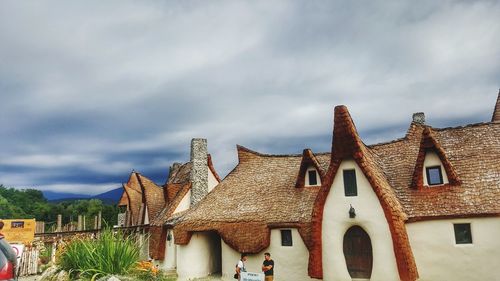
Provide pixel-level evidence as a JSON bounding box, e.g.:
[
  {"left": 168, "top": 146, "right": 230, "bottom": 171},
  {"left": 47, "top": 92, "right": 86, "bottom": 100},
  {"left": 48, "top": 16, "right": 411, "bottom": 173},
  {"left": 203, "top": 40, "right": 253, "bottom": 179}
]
[
  {"left": 78, "top": 215, "right": 83, "bottom": 231},
  {"left": 57, "top": 214, "right": 62, "bottom": 232},
  {"left": 98, "top": 211, "right": 102, "bottom": 229}
]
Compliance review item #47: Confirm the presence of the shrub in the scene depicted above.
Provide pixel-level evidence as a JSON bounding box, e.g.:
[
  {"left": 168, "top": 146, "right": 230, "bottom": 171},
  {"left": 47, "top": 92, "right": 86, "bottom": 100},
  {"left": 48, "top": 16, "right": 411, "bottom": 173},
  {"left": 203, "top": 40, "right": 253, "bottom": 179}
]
[{"left": 58, "top": 229, "right": 140, "bottom": 279}]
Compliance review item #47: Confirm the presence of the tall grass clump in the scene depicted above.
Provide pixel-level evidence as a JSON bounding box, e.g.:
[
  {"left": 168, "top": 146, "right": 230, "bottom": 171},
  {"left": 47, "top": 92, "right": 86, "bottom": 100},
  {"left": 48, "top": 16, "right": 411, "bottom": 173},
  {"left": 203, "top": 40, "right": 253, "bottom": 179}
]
[{"left": 58, "top": 229, "right": 140, "bottom": 279}]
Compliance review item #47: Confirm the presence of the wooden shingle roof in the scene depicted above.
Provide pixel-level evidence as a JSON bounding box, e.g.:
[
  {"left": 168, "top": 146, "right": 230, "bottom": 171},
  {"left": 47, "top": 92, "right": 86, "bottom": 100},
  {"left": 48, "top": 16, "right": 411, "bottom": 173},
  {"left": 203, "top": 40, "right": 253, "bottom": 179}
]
[
  {"left": 372, "top": 121, "right": 500, "bottom": 221},
  {"left": 136, "top": 173, "right": 166, "bottom": 222},
  {"left": 173, "top": 146, "right": 330, "bottom": 253},
  {"left": 173, "top": 100, "right": 499, "bottom": 280}
]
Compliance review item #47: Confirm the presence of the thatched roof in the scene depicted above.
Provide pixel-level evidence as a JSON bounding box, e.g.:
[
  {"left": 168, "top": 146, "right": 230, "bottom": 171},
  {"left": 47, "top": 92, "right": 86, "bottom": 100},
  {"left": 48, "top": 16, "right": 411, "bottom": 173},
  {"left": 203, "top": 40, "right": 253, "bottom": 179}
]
[{"left": 173, "top": 96, "right": 500, "bottom": 281}]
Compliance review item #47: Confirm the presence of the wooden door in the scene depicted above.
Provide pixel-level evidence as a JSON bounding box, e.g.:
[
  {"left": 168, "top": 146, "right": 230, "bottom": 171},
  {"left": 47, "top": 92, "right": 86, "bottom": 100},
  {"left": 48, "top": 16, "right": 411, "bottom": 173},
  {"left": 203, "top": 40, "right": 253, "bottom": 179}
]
[{"left": 343, "top": 225, "right": 373, "bottom": 279}]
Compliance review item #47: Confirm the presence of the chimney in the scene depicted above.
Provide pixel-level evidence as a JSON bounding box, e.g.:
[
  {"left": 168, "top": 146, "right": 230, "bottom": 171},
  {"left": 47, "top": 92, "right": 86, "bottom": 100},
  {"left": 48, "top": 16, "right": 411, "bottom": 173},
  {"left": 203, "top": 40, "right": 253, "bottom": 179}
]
[
  {"left": 412, "top": 112, "right": 425, "bottom": 124},
  {"left": 190, "top": 138, "right": 208, "bottom": 206}
]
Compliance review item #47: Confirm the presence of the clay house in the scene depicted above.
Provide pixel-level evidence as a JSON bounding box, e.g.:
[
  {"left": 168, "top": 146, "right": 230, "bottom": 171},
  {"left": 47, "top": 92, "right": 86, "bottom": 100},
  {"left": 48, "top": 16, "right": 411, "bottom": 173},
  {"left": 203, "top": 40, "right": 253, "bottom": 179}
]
[
  {"left": 164, "top": 93, "right": 499, "bottom": 281},
  {"left": 117, "top": 138, "right": 221, "bottom": 263}
]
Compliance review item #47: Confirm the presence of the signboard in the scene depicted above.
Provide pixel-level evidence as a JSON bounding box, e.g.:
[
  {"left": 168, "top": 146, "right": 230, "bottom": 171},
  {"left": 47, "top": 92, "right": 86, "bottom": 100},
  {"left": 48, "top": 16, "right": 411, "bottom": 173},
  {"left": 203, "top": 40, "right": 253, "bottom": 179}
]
[
  {"left": 241, "top": 272, "right": 265, "bottom": 281},
  {"left": 0, "top": 219, "right": 35, "bottom": 244},
  {"left": 10, "top": 243, "right": 24, "bottom": 266}
]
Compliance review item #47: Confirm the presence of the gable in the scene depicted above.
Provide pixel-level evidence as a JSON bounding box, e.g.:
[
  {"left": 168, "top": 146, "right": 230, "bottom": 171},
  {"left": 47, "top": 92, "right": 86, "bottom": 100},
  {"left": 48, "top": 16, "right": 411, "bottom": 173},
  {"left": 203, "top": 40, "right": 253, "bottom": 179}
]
[
  {"left": 411, "top": 127, "right": 460, "bottom": 189},
  {"left": 322, "top": 159, "right": 400, "bottom": 280}
]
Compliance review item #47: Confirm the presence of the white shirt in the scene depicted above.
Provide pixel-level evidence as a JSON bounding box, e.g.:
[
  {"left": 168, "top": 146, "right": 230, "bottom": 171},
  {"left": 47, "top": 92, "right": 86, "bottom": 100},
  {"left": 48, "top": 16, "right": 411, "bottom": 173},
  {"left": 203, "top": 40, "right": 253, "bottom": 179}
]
[{"left": 237, "top": 260, "right": 246, "bottom": 272}]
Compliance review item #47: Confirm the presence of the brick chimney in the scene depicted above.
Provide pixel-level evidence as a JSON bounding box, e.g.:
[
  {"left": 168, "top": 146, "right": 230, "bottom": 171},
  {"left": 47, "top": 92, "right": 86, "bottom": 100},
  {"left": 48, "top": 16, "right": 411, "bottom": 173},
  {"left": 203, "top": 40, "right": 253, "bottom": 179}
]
[
  {"left": 412, "top": 112, "right": 425, "bottom": 124},
  {"left": 190, "top": 138, "right": 208, "bottom": 206}
]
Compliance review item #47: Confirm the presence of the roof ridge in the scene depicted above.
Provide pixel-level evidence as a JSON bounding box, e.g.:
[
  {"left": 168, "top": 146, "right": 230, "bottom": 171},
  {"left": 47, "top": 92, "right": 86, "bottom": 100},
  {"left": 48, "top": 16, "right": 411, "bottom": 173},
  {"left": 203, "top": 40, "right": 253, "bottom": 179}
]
[
  {"left": 236, "top": 144, "right": 304, "bottom": 158},
  {"left": 432, "top": 121, "right": 497, "bottom": 131}
]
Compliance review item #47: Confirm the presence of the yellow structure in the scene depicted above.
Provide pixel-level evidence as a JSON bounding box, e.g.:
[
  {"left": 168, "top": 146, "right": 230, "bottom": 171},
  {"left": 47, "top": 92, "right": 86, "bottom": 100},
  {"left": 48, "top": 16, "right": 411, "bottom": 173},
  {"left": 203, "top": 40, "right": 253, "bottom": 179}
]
[{"left": 0, "top": 219, "right": 35, "bottom": 245}]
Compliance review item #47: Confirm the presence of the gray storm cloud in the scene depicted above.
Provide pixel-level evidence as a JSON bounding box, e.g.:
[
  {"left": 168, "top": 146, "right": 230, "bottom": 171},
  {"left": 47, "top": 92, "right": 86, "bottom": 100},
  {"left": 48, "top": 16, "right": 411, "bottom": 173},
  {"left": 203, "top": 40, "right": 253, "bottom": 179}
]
[{"left": 0, "top": 1, "right": 499, "bottom": 194}]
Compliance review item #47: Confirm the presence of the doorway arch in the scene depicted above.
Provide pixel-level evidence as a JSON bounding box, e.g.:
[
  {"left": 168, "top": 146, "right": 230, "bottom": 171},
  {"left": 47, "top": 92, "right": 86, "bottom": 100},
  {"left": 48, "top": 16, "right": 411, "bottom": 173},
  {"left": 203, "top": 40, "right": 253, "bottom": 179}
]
[{"left": 343, "top": 225, "right": 373, "bottom": 279}]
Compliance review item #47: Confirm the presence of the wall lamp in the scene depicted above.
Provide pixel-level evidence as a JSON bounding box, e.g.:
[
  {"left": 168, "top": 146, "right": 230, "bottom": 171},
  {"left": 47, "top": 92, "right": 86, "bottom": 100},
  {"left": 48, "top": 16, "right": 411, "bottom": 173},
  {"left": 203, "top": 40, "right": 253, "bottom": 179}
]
[{"left": 349, "top": 205, "right": 356, "bottom": 218}]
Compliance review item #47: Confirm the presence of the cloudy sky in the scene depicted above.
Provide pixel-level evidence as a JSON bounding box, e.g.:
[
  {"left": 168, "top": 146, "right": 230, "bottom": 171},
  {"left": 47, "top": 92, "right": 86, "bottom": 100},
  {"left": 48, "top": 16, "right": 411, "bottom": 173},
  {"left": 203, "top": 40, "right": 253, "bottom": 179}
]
[{"left": 0, "top": 1, "right": 499, "bottom": 195}]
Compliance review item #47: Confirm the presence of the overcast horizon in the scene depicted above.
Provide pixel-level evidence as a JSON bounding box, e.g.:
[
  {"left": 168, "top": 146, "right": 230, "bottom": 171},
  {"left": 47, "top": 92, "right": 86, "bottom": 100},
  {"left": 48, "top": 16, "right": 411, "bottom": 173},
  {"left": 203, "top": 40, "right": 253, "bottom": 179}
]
[{"left": 1, "top": 1, "right": 499, "bottom": 195}]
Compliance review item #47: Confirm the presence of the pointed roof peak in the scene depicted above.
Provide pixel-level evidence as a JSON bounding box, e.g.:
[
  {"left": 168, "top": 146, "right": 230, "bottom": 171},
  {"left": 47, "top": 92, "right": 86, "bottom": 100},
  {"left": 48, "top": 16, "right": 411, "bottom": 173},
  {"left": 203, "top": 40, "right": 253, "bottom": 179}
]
[
  {"left": 411, "top": 126, "right": 460, "bottom": 188},
  {"left": 492, "top": 89, "right": 500, "bottom": 122},
  {"left": 295, "top": 148, "right": 324, "bottom": 188},
  {"left": 332, "top": 105, "right": 364, "bottom": 159}
]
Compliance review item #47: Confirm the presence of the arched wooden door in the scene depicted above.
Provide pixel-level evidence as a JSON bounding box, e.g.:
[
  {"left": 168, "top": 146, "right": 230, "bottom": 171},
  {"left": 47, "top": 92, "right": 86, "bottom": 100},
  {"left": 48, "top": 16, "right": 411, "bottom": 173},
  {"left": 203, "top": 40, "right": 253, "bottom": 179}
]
[{"left": 343, "top": 226, "right": 373, "bottom": 279}]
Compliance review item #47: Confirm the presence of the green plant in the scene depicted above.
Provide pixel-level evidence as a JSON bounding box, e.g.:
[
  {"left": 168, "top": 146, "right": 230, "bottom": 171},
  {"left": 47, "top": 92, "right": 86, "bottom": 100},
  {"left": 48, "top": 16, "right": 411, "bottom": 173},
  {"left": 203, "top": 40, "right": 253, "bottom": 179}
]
[
  {"left": 58, "top": 228, "right": 140, "bottom": 280},
  {"left": 39, "top": 243, "right": 52, "bottom": 265}
]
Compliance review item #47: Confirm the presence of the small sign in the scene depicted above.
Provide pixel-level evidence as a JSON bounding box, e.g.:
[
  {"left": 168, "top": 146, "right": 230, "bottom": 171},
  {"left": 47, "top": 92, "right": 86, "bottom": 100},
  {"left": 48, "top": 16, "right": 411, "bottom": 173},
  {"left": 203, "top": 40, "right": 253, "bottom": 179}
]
[
  {"left": 241, "top": 272, "right": 264, "bottom": 281},
  {"left": 10, "top": 244, "right": 24, "bottom": 266},
  {"left": 1, "top": 219, "right": 35, "bottom": 244}
]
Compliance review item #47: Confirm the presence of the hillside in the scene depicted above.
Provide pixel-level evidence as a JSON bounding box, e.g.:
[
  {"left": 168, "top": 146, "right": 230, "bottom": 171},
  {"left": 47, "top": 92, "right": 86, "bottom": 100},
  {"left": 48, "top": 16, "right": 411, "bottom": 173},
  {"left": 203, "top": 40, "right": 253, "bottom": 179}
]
[{"left": 43, "top": 187, "right": 123, "bottom": 204}]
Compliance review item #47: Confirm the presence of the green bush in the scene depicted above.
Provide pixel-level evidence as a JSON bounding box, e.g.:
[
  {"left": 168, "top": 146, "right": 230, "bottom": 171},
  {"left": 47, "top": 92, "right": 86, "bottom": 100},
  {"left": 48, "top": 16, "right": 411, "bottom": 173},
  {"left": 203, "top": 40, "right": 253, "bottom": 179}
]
[{"left": 58, "top": 229, "right": 140, "bottom": 280}]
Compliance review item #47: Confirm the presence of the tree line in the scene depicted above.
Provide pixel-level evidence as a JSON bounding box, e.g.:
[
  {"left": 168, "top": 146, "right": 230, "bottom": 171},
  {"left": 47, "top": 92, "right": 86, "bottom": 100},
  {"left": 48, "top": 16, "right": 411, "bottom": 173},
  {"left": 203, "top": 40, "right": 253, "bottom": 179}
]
[{"left": 0, "top": 185, "right": 119, "bottom": 227}]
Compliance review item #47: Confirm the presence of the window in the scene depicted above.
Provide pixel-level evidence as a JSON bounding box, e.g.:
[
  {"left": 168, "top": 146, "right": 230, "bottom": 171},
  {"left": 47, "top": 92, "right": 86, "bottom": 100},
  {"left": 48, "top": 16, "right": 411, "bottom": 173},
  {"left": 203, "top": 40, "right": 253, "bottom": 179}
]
[
  {"left": 308, "top": 170, "right": 318, "bottom": 186},
  {"left": 281, "top": 229, "right": 293, "bottom": 246},
  {"left": 344, "top": 169, "right": 357, "bottom": 196},
  {"left": 454, "top": 223, "right": 472, "bottom": 244},
  {"left": 426, "top": 166, "right": 443, "bottom": 185}
]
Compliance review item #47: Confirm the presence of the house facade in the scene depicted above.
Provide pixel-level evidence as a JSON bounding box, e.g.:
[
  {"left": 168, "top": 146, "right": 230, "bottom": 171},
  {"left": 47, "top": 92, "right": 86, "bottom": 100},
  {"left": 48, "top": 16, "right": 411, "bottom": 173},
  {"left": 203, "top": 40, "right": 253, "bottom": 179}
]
[
  {"left": 159, "top": 93, "right": 500, "bottom": 281},
  {"left": 116, "top": 138, "right": 221, "bottom": 268}
]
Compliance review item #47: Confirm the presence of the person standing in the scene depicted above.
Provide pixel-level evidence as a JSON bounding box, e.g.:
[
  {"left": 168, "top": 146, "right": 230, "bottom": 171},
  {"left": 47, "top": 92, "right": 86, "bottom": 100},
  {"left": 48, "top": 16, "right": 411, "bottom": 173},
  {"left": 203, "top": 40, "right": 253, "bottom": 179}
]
[
  {"left": 0, "top": 220, "right": 17, "bottom": 279},
  {"left": 261, "top": 252, "right": 274, "bottom": 281},
  {"left": 235, "top": 253, "right": 247, "bottom": 281}
]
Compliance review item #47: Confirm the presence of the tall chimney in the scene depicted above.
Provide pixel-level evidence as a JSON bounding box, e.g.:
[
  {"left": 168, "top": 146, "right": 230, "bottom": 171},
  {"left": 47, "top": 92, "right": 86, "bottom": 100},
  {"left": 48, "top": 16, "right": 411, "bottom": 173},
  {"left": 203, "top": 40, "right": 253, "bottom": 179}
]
[
  {"left": 412, "top": 112, "right": 425, "bottom": 124},
  {"left": 190, "top": 138, "right": 208, "bottom": 206}
]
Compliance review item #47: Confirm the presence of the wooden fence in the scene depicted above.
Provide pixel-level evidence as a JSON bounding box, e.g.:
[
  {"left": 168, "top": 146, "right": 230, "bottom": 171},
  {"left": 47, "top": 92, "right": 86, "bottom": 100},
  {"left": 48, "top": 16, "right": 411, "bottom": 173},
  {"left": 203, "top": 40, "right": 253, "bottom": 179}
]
[
  {"left": 13, "top": 212, "right": 103, "bottom": 277},
  {"left": 17, "top": 247, "right": 39, "bottom": 277}
]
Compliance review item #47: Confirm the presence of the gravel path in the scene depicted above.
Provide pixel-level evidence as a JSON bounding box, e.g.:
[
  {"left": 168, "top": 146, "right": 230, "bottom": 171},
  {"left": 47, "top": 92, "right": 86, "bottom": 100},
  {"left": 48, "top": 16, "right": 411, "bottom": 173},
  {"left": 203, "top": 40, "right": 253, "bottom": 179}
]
[{"left": 18, "top": 276, "right": 42, "bottom": 281}]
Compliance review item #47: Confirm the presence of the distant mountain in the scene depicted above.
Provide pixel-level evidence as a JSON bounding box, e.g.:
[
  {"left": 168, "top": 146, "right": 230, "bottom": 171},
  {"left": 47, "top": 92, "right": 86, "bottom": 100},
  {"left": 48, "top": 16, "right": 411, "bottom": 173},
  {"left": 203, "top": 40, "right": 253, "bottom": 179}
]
[
  {"left": 43, "top": 191, "right": 91, "bottom": 201},
  {"left": 43, "top": 187, "right": 123, "bottom": 204},
  {"left": 92, "top": 187, "right": 123, "bottom": 204}
]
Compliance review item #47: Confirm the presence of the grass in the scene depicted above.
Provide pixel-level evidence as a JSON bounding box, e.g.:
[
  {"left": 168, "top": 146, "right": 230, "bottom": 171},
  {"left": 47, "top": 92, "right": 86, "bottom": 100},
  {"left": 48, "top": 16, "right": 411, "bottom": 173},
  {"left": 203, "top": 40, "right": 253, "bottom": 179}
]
[{"left": 58, "top": 228, "right": 140, "bottom": 280}]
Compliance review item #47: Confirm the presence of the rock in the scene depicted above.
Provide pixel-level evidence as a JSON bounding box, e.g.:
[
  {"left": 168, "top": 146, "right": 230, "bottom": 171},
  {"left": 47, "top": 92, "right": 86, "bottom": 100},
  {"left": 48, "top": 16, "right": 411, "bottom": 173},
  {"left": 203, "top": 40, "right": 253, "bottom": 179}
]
[
  {"left": 55, "top": 270, "right": 70, "bottom": 281},
  {"left": 39, "top": 265, "right": 58, "bottom": 281}
]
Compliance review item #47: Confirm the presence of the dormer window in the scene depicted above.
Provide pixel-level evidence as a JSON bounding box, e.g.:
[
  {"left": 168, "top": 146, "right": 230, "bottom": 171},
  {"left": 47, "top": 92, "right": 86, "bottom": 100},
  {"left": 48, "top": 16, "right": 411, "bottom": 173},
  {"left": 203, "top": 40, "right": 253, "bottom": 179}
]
[
  {"left": 426, "top": 166, "right": 443, "bottom": 185},
  {"left": 422, "top": 152, "right": 449, "bottom": 186},
  {"left": 305, "top": 168, "right": 321, "bottom": 186},
  {"left": 308, "top": 170, "right": 318, "bottom": 186}
]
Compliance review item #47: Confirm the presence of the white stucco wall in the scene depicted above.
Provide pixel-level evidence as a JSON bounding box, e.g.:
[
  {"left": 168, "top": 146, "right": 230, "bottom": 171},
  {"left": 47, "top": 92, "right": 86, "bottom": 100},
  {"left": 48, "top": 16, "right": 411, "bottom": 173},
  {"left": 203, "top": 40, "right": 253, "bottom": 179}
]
[
  {"left": 422, "top": 152, "right": 449, "bottom": 186},
  {"left": 208, "top": 169, "right": 219, "bottom": 193},
  {"left": 174, "top": 190, "right": 191, "bottom": 214},
  {"left": 139, "top": 233, "right": 150, "bottom": 260},
  {"left": 220, "top": 228, "right": 315, "bottom": 281},
  {"left": 177, "top": 231, "right": 221, "bottom": 281},
  {"left": 305, "top": 166, "right": 321, "bottom": 187},
  {"left": 155, "top": 229, "right": 177, "bottom": 271},
  {"left": 407, "top": 217, "right": 500, "bottom": 281},
  {"left": 322, "top": 159, "right": 400, "bottom": 281}
]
